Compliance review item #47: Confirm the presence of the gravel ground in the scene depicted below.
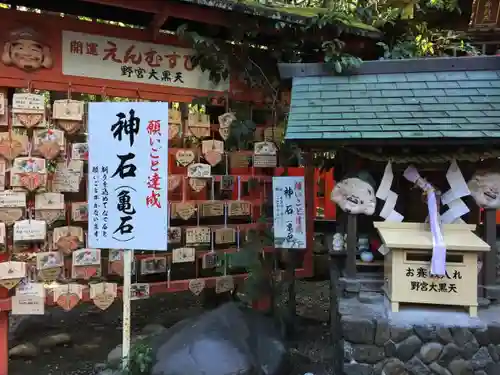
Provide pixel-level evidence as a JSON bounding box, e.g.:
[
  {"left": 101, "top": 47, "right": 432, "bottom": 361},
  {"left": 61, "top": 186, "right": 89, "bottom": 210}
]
[{"left": 9, "top": 279, "right": 333, "bottom": 375}]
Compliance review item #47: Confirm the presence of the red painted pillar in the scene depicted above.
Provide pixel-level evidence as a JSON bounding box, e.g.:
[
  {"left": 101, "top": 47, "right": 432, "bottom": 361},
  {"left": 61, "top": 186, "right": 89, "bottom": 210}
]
[{"left": 0, "top": 309, "right": 7, "bottom": 375}]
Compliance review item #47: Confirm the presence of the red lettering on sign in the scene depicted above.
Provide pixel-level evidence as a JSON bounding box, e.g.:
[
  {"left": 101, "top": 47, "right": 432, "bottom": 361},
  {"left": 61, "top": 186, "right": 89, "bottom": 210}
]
[
  {"left": 165, "top": 53, "right": 180, "bottom": 69},
  {"left": 123, "top": 45, "right": 142, "bottom": 65},
  {"left": 103, "top": 41, "right": 122, "bottom": 63},
  {"left": 184, "top": 55, "right": 194, "bottom": 71}
]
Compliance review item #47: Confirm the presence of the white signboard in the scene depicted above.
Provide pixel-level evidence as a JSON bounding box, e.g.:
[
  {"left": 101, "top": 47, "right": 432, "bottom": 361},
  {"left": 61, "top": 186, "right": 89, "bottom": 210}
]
[
  {"left": 272, "top": 176, "right": 306, "bottom": 249},
  {"left": 88, "top": 102, "right": 169, "bottom": 250},
  {"left": 62, "top": 31, "right": 229, "bottom": 92}
]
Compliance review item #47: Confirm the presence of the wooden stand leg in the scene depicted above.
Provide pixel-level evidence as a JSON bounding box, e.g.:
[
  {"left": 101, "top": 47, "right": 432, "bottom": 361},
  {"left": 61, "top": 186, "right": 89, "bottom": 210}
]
[
  {"left": 469, "top": 306, "right": 478, "bottom": 318},
  {"left": 391, "top": 302, "right": 400, "bottom": 313},
  {"left": 0, "top": 311, "right": 8, "bottom": 375}
]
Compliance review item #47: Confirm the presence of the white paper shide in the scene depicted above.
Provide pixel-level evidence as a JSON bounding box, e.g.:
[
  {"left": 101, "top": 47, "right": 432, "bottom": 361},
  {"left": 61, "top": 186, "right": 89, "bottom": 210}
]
[
  {"left": 272, "top": 176, "right": 306, "bottom": 249},
  {"left": 87, "top": 102, "right": 169, "bottom": 250}
]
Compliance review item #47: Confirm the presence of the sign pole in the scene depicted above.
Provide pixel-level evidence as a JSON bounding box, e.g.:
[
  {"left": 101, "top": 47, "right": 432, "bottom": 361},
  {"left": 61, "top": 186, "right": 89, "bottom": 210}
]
[{"left": 122, "top": 249, "right": 133, "bottom": 370}]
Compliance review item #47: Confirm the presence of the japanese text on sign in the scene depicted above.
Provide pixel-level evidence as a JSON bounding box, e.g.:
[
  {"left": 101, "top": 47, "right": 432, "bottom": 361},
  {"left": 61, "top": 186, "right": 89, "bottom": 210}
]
[
  {"left": 405, "top": 266, "right": 462, "bottom": 293},
  {"left": 88, "top": 102, "right": 169, "bottom": 250},
  {"left": 62, "top": 31, "right": 229, "bottom": 92},
  {"left": 272, "top": 176, "right": 306, "bottom": 249}
]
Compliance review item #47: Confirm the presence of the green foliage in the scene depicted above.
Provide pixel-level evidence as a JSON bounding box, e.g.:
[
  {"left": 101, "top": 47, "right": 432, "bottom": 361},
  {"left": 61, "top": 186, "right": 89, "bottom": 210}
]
[
  {"left": 225, "top": 118, "right": 257, "bottom": 151},
  {"left": 322, "top": 39, "right": 362, "bottom": 74},
  {"left": 119, "top": 343, "right": 154, "bottom": 375},
  {"left": 378, "top": 23, "right": 480, "bottom": 59},
  {"left": 225, "top": 227, "right": 274, "bottom": 303}
]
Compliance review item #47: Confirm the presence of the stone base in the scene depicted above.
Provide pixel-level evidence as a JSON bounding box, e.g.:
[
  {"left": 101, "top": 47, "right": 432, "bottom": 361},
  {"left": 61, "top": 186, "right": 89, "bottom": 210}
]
[{"left": 340, "top": 294, "right": 500, "bottom": 375}]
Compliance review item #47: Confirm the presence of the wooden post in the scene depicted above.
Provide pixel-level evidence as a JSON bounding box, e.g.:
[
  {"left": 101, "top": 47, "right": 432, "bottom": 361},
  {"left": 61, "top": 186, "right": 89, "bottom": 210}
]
[
  {"left": 285, "top": 249, "right": 296, "bottom": 338},
  {"left": 345, "top": 213, "right": 357, "bottom": 279},
  {"left": 329, "top": 255, "right": 344, "bottom": 375},
  {"left": 483, "top": 209, "right": 497, "bottom": 297}
]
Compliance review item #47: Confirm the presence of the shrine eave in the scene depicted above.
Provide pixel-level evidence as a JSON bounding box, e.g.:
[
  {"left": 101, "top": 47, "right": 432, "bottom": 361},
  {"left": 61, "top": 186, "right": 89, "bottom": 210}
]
[
  {"left": 2, "top": 0, "right": 381, "bottom": 41},
  {"left": 283, "top": 56, "right": 500, "bottom": 148}
]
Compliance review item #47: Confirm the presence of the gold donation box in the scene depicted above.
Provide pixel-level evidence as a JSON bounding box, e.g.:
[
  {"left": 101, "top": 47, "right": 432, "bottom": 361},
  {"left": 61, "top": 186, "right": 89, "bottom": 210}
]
[{"left": 374, "top": 222, "right": 490, "bottom": 317}]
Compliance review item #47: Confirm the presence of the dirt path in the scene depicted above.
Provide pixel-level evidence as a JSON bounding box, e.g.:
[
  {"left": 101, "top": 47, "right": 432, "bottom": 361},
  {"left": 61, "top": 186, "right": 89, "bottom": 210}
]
[{"left": 9, "top": 280, "right": 333, "bottom": 375}]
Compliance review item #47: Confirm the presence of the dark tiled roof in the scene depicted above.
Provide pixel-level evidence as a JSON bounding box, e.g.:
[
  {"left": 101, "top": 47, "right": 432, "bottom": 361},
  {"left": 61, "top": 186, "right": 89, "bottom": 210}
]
[{"left": 286, "top": 70, "right": 500, "bottom": 141}]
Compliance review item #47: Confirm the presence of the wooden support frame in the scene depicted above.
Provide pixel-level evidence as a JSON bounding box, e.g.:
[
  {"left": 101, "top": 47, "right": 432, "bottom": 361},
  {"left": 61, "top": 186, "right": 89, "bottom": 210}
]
[
  {"left": 483, "top": 209, "right": 498, "bottom": 298},
  {"left": 148, "top": 4, "right": 170, "bottom": 42},
  {"left": 0, "top": 7, "right": 317, "bottom": 375}
]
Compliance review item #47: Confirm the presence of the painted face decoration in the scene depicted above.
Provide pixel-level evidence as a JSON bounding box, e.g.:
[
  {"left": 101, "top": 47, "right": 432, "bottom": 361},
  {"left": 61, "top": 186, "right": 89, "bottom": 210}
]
[
  {"left": 468, "top": 171, "right": 500, "bottom": 209},
  {"left": 2, "top": 28, "right": 52, "bottom": 71},
  {"left": 331, "top": 177, "right": 376, "bottom": 216}
]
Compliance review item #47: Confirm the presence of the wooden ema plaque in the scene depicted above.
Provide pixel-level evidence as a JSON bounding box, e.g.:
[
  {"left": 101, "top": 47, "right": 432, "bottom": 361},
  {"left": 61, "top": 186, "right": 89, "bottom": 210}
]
[
  {"left": 470, "top": 0, "right": 500, "bottom": 29},
  {"left": 186, "top": 227, "right": 211, "bottom": 245},
  {"left": 215, "top": 228, "right": 236, "bottom": 245},
  {"left": 253, "top": 141, "right": 277, "bottom": 168},
  {"left": 200, "top": 201, "right": 224, "bottom": 217}
]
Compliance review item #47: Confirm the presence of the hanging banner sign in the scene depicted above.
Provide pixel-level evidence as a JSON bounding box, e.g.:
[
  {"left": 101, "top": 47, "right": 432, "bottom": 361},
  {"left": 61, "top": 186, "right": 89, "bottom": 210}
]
[
  {"left": 88, "top": 102, "right": 169, "bottom": 250},
  {"left": 62, "top": 30, "right": 229, "bottom": 92},
  {"left": 272, "top": 176, "right": 306, "bottom": 249}
]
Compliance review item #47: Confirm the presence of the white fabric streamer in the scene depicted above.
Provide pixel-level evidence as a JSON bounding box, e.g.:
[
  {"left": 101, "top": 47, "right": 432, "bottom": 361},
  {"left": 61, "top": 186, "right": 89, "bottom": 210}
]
[
  {"left": 403, "top": 165, "right": 447, "bottom": 276},
  {"left": 427, "top": 191, "right": 447, "bottom": 275}
]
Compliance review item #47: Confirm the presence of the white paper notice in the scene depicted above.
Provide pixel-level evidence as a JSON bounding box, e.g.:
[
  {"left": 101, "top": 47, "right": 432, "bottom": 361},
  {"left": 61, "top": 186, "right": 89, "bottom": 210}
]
[
  {"left": 272, "top": 176, "right": 306, "bottom": 249},
  {"left": 380, "top": 191, "right": 398, "bottom": 219},
  {"left": 12, "top": 282, "right": 45, "bottom": 315},
  {"left": 441, "top": 160, "right": 470, "bottom": 206},
  {"left": 376, "top": 162, "right": 393, "bottom": 200},
  {"left": 378, "top": 244, "right": 389, "bottom": 255},
  {"left": 386, "top": 210, "right": 404, "bottom": 222},
  {"left": 441, "top": 199, "right": 470, "bottom": 224},
  {"left": 87, "top": 102, "right": 170, "bottom": 251}
]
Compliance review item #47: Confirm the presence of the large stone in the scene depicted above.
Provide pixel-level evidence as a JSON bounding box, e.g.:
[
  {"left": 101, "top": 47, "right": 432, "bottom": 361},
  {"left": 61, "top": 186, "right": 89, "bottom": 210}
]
[
  {"left": 429, "top": 362, "right": 452, "bottom": 375},
  {"left": 375, "top": 320, "right": 391, "bottom": 346},
  {"left": 472, "top": 327, "right": 490, "bottom": 346},
  {"left": 150, "top": 303, "right": 288, "bottom": 375},
  {"left": 437, "top": 328, "right": 454, "bottom": 345},
  {"left": 462, "top": 340, "right": 480, "bottom": 360},
  {"left": 352, "top": 344, "right": 386, "bottom": 364},
  {"left": 141, "top": 323, "right": 167, "bottom": 336},
  {"left": 451, "top": 328, "right": 474, "bottom": 348},
  {"left": 406, "top": 356, "right": 432, "bottom": 375},
  {"left": 390, "top": 325, "right": 413, "bottom": 343},
  {"left": 344, "top": 341, "right": 355, "bottom": 362},
  {"left": 396, "top": 335, "right": 422, "bottom": 362},
  {"left": 488, "top": 324, "right": 500, "bottom": 345},
  {"left": 358, "top": 292, "right": 383, "bottom": 304},
  {"left": 384, "top": 340, "right": 397, "bottom": 357},
  {"left": 438, "top": 343, "right": 461, "bottom": 367},
  {"left": 374, "top": 359, "right": 389, "bottom": 375},
  {"left": 420, "top": 342, "right": 443, "bottom": 364},
  {"left": 487, "top": 344, "right": 499, "bottom": 362},
  {"left": 381, "top": 358, "right": 408, "bottom": 375},
  {"left": 37, "top": 333, "right": 72, "bottom": 348},
  {"left": 485, "top": 362, "right": 500, "bottom": 374},
  {"left": 414, "top": 325, "right": 438, "bottom": 342},
  {"left": 97, "top": 370, "right": 121, "bottom": 375},
  {"left": 344, "top": 362, "right": 374, "bottom": 375},
  {"left": 448, "top": 359, "right": 473, "bottom": 375},
  {"left": 342, "top": 315, "right": 375, "bottom": 344},
  {"left": 8, "top": 342, "right": 38, "bottom": 358},
  {"left": 471, "top": 347, "right": 493, "bottom": 370}
]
